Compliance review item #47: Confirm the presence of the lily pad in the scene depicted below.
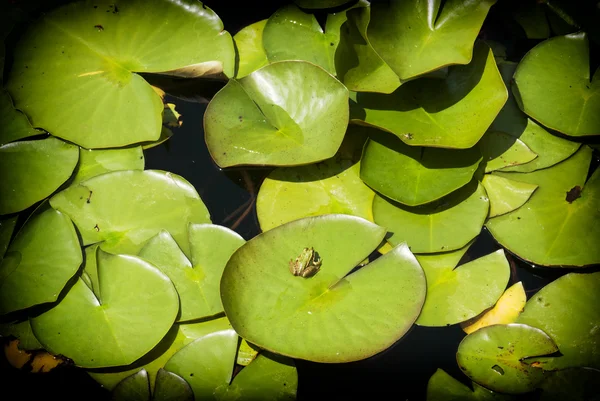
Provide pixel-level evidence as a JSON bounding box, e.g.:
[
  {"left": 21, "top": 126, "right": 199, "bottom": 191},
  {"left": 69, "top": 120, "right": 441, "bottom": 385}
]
[
  {"left": 373, "top": 180, "right": 489, "bottom": 253},
  {"left": 513, "top": 32, "right": 600, "bottom": 136},
  {"left": 71, "top": 146, "right": 144, "bottom": 186},
  {"left": 427, "top": 368, "right": 515, "bottom": 401},
  {"left": 0, "top": 208, "right": 82, "bottom": 315},
  {"left": 537, "top": 368, "right": 600, "bottom": 401},
  {"left": 513, "top": 3, "right": 551, "bottom": 39},
  {"left": 221, "top": 215, "right": 426, "bottom": 362},
  {"left": 368, "top": 0, "right": 496, "bottom": 80},
  {"left": 30, "top": 249, "right": 179, "bottom": 368},
  {"left": 0, "top": 319, "right": 43, "bottom": 351},
  {"left": 0, "top": 137, "right": 79, "bottom": 215},
  {"left": 112, "top": 368, "right": 194, "bottom": 401},
  {"left": 0, "top": 90, "right": 39, "bottom": 145},
  {"left": 482, "top": 175, "right": 538, "bottom": 218},
  {"left": 49, "top": 170, "right": 211, "bottom": 256},
  {"left": 6, "top": 0, "right": 234, "bottom": 149},
  {"left": 478, "top": 132, "right": 537, "bottom": 172},
  {"left": 233, "top": 20, "right": 269, "bottom": 78},
  {"left": 486, "top": 146, "right": 600, "bottom": 266},
  {"left": 0, "top": 216, "right": 17, "bottom": 262},
  {"left": 351, "top": 42, "right": 507, "bottom": 148},
  {"left": 516, "top": 271, "right": 600, "bottom": 370},
  {"left": 456, "top": 323, "right": 559, "bottom": 394},
  {"left": 415, "top": 247, "right": 510, "bottom": 326},
  {"left": 205, "top": 61, "right": 349, "bottom": 167},
  {"left": 361, "top": 130, "right": 482, "bottom": 206}
]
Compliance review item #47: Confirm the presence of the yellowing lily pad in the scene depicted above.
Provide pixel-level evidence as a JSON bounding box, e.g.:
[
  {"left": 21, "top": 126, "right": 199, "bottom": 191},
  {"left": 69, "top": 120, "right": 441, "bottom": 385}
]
[
  {"left": 71, "top": 146, "right": 144, "bottom": 186},
  {"left": 233, "top": 20, "right": 269, "bottom": 78},
  {"left": 482, "top": 175, "right": 538, "bottom": 218}
]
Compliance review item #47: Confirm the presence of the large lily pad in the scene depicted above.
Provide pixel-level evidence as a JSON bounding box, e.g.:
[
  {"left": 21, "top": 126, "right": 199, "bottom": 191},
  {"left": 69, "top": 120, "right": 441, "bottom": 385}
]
[
  {"left": 71, "top": 146, "right": 144, "bottom": 186},
  {"left": 221, "top": 215, "right": 426, "bottom": 362},
  {"left": 351, "top": 42, "right": 507, "bottom": 148},
  {"left": 0, "top": 90, "right": 39, "bottom": 145},
  {"left": 233, "top": 20, "right": 268, "bottom": 78},
  {"left": 482, "top": 175, "right": 537, "bottom": 218},
  {"left": 49, "top": 170, "right": 211, "bottom": 256},
  {"left": 31, "top": 250, "right": 179, "bottom": 368},
  {"left": 205, "top": 61, "right": 349, "bottom": 167},
  {"left": 0, "top": 137, "right": 79, "bottom": 215},
  {"left": 361, "top": 130, "right": 482, "bottom": 206},
  {"left": 516, "top": 272, "right": 600, "bottom": 370},
  {"left": 373, "top": 180, "right": 489, "bottom": 253},
  {"left": 427, "top": 368, "right": 515, "bottom": 401},
  {"left": 513, "top": 32, "right": 600, "bottom": 137},
  {"left": 6, "top": 0, "right": 234, "bottom": 148},
  {"left": 368, "top": 0, "right": 496, "bottom": 80},
  {"left": 486, "top": 146, "right": 600, "bottom": 266},
  {"left": 0, "top": 208, "right": 81, "bottom": 315},
  {"left": 456, "top": 323, "right": 559, "bottom": 394}
]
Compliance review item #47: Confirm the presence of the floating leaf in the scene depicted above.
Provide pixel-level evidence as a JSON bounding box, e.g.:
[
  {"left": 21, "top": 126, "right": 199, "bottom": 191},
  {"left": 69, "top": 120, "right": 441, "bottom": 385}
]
[
  {"left": 233, "top": 20, "right": 269, "bottom": 78},
  {"left": 482, "top": 175, "right": 537, "bottom": 218},
  {"left": 205, "top": 61, "right": 349, "bottom": 167},
  {"left": 5, "top": 0, "right": 234, "bottom": 148},
  {"left": 486, "top": 146, "right": 600, "bottom": 266},
  {"left": 479, "top": 132, "right": 537, "bottom": 172},
  {"left": 0, "top": 208, "right": 82, "bottom": 315},
  {"left": 49, "top": 170, "right": 211, "bottom": 256},
  {"left": 236, "top": 340, "right": 260, "bottom": 366},
  {"left": 537, "top": 368, "right": 600, "bottom": 401},
  {"left": 0, "top": 216, "right": 17, "bottom": 262},
  {"left": 0, "top": 90, "right": 39, "bottom": 145},
  {"left": 427, "top": 368, "right": 515, "bottom": 401},
  {"left": 373, "top": 181, "right": 489, "bottom": 253},
  {"left": 112, "top": 369, "right": 150, "bottom": 401},
  {"left": 0, "top": 137, "right": 79, "bottom": 215},
  {"left": 513, "top": 3, "right": 550, "bottom": 39},
  {"left": 0, "top": 320, "right": 43, "bottom": 351},
  {"left": 456, "top": 323, "right": 558, "bottom": 394},
  {"left": 154, "top": 369, "right": 194, "bottom": 401},
  {"left": 513, "top": 32, "right": 600, "bottom": 137},
  {"left": 71, "top": 146, "right": 144, "bottom": 186}
]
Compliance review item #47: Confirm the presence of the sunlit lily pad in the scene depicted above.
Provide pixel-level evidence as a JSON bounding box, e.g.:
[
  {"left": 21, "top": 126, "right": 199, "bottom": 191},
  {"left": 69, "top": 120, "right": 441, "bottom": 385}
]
[
  {"left": 112, "top": 368, "right": 194, "bottom": 401},
  {"left": 0, "top": 208, "right": 82, "bottom": 315},
  {"left": 415, "top": 247, "right": 510, "bottom": 326},
  {"left": 0, "top": 216, "right": 17, "bottom": 262},
  {"left": 221, "top": 215, "right": 426, "bottom": 362},
  {"left": 427, "top": 368, "right": 515, "bottom": 401},
  {"left": 0, "top": 90, "right": 39, "bottom": 145},
  {"left": 49, "top": 170, "right": 211, "bottom": 256},
  {"left": 373, "top": 181, "right": 489, "bottom": 253},
  {"left": 516, "top": 271, "right": 600, "bottom": 370},
  {"left": 205, "top": 61, "right": 349, "bottom": 167},
  {"left": 71, "top": 146, "right": 144, "bottom": 186},
  {"left": 482, "top": 175, "right": 538, "bottom": 218},
  {"left": 233, "top": 20, "right": 268, "bottom": 78},
  {"left": 486, "top": 146, "right": 600, "bottom": 266},
  {"left": 361, "top": 130, "right": 482, "bottom": 206},
  {"left": 6, "top": 0, "right": 234, "bottom": 148},
  {"left": 31, "top": 250, "right": 179, "bottom": 368},
  {"left": 368, "top": 0, "right": 496, "bottom": 80},
  {"left": 456, "top": 323, "right": 558, "bottom": 394},
  {"left": 351, "top": 42, "right": 507, "bottom": 148},
  {"left": 0, "top": 137, "right": 79, "bottom": 215},
  {"left": 513, "top": 32, "right": 600, "bottom": 136},
  {"left": 479, "top": 132, "right": 537, "bottom": 172}
]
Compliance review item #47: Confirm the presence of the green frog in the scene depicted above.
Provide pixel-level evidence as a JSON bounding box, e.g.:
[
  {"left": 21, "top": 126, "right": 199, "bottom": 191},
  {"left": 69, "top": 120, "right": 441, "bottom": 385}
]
[{"left": 289, "top": 247, "right": 322, "bottom": 278}]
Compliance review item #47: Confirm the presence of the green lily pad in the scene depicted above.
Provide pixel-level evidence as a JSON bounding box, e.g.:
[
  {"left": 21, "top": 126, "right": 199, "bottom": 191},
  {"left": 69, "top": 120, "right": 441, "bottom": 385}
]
[
  {"left": 0, "top": 208, "right": 82, "bottom": 315},
  {"left": 112, "top": 369, "right": 151, "bottom": 401},
  {"left": 205, "top": 61, "right": 349, "bottom": 167},
  {"left": 0, "top": 319, "right": 43, "bottom": 351},
  {"left": 415, "top": 247, "right": 510, "bottom": 326},
  {"left": 456, "top": 323, "right": 559, "bottom": 394},
  {"left": 0, "top": 216, "right": 17, "bottom": 262},
  {"left": 0, "top": 137, "right": 79, "bottom": 215},
  {"left": 221, "top": 215, "right": 426, "bottom": 362},
  {"left": 513, "top": 3, "right": 551, "bottom": 39},
  {"left": 360, "top": 130, "right": 482, "bottom": 206},
  {"left": 373, "top": 180, "right": 489, "bottom": 253},
  {"left": 71, "top": 146, "right": 144, "bottom": 186},
  {"left": 49, "top": 170, "right": 211, "bottom": 256},
  {"left": 233, "top": 20, "right": 269, "bottom": 78},
  {"left": 486, "top": 146, "right": 600, "bottom": 266},
  {"left": 482, "top": 175, "right": 538, "bottom": 218},
  {"left": 0, "top": 90, "right": 39, "bottom": 145},
  {"left": 236, "top": 339, "right": 260, "bottom": 366},
  {"left": 479, "top": 132, "right": 537, "bottom": 172},
  {"left": 31, "top": 249, "right": 179, "bottom": 368},
  {"left": 427, "top": 368, "right": 515, "bottom": 401},
  {"left": 516, "top": 272, "right": 600, "bottom": 370},
  {"left": 5, "top": 0, "right": 234, "bottom": 149},
  {"left": 513, "top": 32, "right": 600, "bottom": 136},
  {"left": 368, "top": 0, "right": 496, "bottom": 80},
  {"left": 111, "top": 368, "right": 194, "bottom": 401},
  {"left": 351, "top": 42, "right": 507, "bottom": 148},
  {"left": 537, "top": 368, "right": 600, "bottom": 401}
]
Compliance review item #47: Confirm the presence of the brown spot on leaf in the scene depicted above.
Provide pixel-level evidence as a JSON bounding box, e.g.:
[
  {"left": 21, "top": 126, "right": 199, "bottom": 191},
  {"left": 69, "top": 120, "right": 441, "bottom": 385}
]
[
  {"left": 566, "top": 185, "right": 582, "bottom": 203},
  {"left": 94, "top": 224, "right": 100, "bottom": 232},
  {"left": 94, "top": 25, "right": 104, "bottom": 31}
]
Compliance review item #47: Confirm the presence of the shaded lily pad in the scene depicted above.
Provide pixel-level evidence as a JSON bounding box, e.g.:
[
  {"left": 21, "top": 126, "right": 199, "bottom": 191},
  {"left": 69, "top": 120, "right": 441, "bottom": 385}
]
[
  {"left": 233, "top": 20, "right": 269, "bottom": 78},
  {"left": 537, "top": 368, "right": 600, "bottom": 401},
  {"left": 351, "top": 42, "right": 507, "bottom": 148},
  {"left": 6, "top": 0, "right": 234, "bottom": 149},
  {"left": 486, "top": 146, "right": 600, "bottom": 266},
  {"left": 49, "top": 170, "right": 211, "bottom": 256},
  {"left": 513, "top": 3, "right": 550, "bottom": 39},
  {"left": 0, "top": 137, "right": 79, "bottom": 215},
  {"left": 456, "top": 323, "right": 558, "bottom": 394},
  {"left": 427, "top": 368, "right": 515, "bottom": 401},
  {"left": 205, "top": 61, "right": 349, "bottom": 167},
  {"left": 0, "top": 216, "right": 17, "bottom": 262},
  {"left": 479, "top": 132, "right": 537, "bottom": 172},
  {"left": 0, "top": 90, "right": 39, "bottom": 145},
  {"left": 373, "top": 181, "right": 489, "bottom": 253},
  {"left": 361, "top": 130, "right": 482, "bottom": 206},
  {"left": 0, "top": 319, "right": 43, "bottom": 351},
  {"left": 482, "top": 175, "right": 538, "bottom": 218},
  {"left": 516, "top": 271, "right": 600, "bottom": 370},
  {"left": 31, "top": 250, "right": 179, "bottom": 368},
  {"left": 112, "top": 368, "right": 194, "bottom": 401},
  {"left": 513, "top": 32, "right": 600, "bottom": 136},
  {"left": 71, "top": 146, "right": 144, "bottom": 186},
  {"left": 0, "top": 208, "right": 82, "bottom": 315},
  {"left": 221, "top": 215, "right": 426, "bottom": 362}
]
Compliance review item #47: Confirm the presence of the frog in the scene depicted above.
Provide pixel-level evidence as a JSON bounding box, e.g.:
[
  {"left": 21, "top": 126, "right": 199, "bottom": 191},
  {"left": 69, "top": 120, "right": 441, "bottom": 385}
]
[{"left": 289, "top": 247, "right": 322, "bottom": 278}]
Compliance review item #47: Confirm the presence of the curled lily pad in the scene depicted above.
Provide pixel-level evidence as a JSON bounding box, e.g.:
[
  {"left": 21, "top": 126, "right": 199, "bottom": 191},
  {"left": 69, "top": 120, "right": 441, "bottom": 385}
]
[
  {"left": 221, "top": 215, "right": 426, "bottom": 362},
  {"left": 513, "top": 32, "right": 600, "bottom": 136},
  {"left": 205, "top": 61, "right": 349, "bottom": 167},
  {"left": 233, "top": 20, "right": 268, "bottom": 78},
  {"left": 6, "top": 0, "right": 234, "bottom": 148},
  {"left": 49, "top": 170, "right": 211, "bottom": 256},
  {"left": 427, "top": 368, "right": 515, "bottom": 401},
  {"left": 373, "top": 181, "right": 489, "bottom": 253},
  {"left": 31, "top": 250, "right": 179, "bottom": 368},
  {"left": 479, "top": 132, "right": 537, "bottom": 173},
  {"left": 361, "top": 130, "right": 482, "bottom": 206},
  {"left": 71, "top": 146, "right": 144, "bottom": 186},
  {"left": 0, "top": 208, "right": 82, "bottom": 315},
  {"left": 486, "top": 146, "right": 600, "bottom": 266},
  {"left": 0, "top": 90, "right": 38, "bottom": 145},
  {"left": 0, "top": 137, "right": 79, "bottom": 215},
  {"left": 482, "top": 175, "right": 538, "bottom": 218},
  {"left": 456, "top": 323, "right": 559, "bottom": 394}
]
